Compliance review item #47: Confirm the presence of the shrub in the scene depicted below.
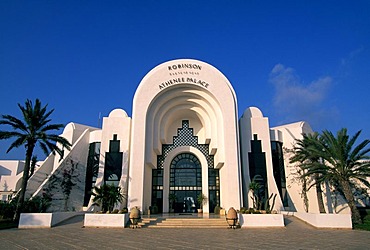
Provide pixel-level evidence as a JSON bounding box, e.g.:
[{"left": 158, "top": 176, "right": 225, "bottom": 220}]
[
  {"left": 214, "top": 205, "right": 221, "bottom": 214},
  {"left": 120, "top": 207, "right": 128, "bottom": 214},
  {"left": 150, "top": 205, "right": 158, "bottom": 214},
  {"left": 0, "top": 201, "right": 15, "bottom": 219},
  {"left": 23, "top": 196, "right": 51, "bottom": 213},
  {"left": 0, "top": 194, "right": 51, "bottom": 220},
  {"left": 92, "top": 184, "right": 125, "bottom": 213},
  {"left": 239, "top": 207, "right": 247, "bottom": 214}
]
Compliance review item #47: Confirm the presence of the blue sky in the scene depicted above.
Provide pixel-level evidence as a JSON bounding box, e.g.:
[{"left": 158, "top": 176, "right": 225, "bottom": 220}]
[{"left": 1, "top": 1, "right": 369, "bottom": 160}]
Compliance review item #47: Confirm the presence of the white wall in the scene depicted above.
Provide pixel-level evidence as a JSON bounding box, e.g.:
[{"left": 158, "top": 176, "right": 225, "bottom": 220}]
[
  {"left": 239, "top": 107, "right": 284, "bottom": 211},
  {"left": 271, "top": 122, "right": 351, "bottom": 214},
  {"left": 92, "top": 109, "right": 131, "bottom": 209},
  {"left": 0, "top": 160, "right": 24, "bottom": 191},
  {"left": 271, "top": 122, "right": 321, "bottom": 213}
]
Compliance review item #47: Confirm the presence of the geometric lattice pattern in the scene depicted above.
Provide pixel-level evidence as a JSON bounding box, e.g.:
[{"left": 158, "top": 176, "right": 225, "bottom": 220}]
[
  {"left": 153, "top": 120, "right": 219, "bottom": 212},
  {"left": 157, "top": 120, "right": 214, "bottom": 169}
]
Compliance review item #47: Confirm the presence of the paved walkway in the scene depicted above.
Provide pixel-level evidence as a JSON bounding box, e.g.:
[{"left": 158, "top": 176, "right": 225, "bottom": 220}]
[{"left": 1, "top": 215, "right": 370, "bottom": 249}]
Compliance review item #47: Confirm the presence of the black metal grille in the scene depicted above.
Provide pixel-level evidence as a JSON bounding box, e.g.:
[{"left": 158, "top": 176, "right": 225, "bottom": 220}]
[
  {"left": 157, "top": 120, "right": 214, "bottom": 169},
  {"left": 153, "top": 120, "right": 219, "bottom": 213}
]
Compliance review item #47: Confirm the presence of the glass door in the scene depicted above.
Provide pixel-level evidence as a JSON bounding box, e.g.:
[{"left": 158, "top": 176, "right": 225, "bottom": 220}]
[{"left": 169, "top": 153, "right": 202, "bottom": 213}]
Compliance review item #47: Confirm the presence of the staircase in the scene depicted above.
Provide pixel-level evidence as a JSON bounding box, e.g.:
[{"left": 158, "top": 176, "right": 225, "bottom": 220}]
[{"left": 138, "top": 217, "right": 229, "bottom": 228}]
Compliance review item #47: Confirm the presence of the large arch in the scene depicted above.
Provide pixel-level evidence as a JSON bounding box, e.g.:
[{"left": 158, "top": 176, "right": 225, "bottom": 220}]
[{"left": 128, "top": 59, "right": 242, "bottom": 213}]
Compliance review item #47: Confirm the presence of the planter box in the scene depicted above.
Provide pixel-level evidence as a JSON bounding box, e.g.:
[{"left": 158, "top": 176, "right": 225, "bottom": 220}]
[
  {"left": 238, "top": 214, "right": 284, "bottom": 228},
  {"left": 84, "top": 213, "right": 129, "bottom": 228},
  {"left": 19, "top": 212, "right": 82, "bottom": 228},
  {"left": 294, "top": 212, "right": 352, "bottom": 229}
]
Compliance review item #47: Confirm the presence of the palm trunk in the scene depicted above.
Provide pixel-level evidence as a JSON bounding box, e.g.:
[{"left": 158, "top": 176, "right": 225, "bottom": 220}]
[
  {"left": 13, "top": 144, "right": 34, "bottom": 221},
  {"left": 29, "top": 156, "right": 36, "bottom": 179},
  {"left": 315, "top": 174, "right": 326, "bottom": 213},
  {"left": 340, "top": 180, "right": 361, "bottom": 225}
]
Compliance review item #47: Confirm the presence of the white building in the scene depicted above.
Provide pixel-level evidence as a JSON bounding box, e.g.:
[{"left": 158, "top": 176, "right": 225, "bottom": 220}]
[
  {"left": 0, "top": 161, "right": 24, "bottom": 201},
  {"left": 0, "top": 59, "right": 350, "bottom": 214}
]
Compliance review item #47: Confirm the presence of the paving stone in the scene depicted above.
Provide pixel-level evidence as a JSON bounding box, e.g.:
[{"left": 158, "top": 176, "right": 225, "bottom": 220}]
[{"left": 1, "top": 215, "right": 370, "bottom": 249}]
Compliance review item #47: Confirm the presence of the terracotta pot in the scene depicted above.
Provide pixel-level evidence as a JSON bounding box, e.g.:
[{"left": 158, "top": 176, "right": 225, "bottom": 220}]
[
  {"left": 227, "top": 207, "right": 237, "bottom": 219},
  {"left": 130, "top": 207, "right": 141, "bottom": 219},
  {"left": 226, "top": 207, "right": 238, "bottom": 229},
  {"left": 129, "top": 207, "right": 141, "bottom": 227}
]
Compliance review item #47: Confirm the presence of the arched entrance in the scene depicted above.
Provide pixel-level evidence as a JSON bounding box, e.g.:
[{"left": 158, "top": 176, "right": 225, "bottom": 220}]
[
  {"left": 169, "top": 153, "right": 201, "bottom": 213},
  {"left": 131, "top": 59, "right": 242, "bottom": 212},
  {"left": 151, "top": 120, "right": 220, "bottom": 213}
]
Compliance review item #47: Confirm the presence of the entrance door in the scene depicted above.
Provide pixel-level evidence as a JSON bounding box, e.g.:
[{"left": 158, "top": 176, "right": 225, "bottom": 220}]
[{"left": 169, "top": 153, "right": 202, "bottom": 213}]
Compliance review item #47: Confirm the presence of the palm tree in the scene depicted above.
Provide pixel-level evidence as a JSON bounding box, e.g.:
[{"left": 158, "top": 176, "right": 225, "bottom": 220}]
[
  {"left": 0, "top": 99, "right": 71, "bottom": 221},
  {"left": 300, "top": 129, "right": 370, "bottom": 225},
  {"left": 29, "top": 155, "right": 37, "bottom": 179},
  {"left": 290, "top": 133, "right": 326, "bottom": 213},
  {"left": 92, "top": 184, "right": 125, "bottom": 213}
]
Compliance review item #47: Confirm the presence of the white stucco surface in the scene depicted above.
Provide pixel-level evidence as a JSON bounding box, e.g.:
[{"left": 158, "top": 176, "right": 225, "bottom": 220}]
[
  {"left": 282, "top": 212, "right": 352, "bottom": 229},
  {"left": 84, "top": 213, "right": 129, "bottom": 228},
  {"left": 238, "top": 214, "right": 285, "bottom": 227},
  {"left": 19, "top": 212, "right": 84, "bottom": 228}
]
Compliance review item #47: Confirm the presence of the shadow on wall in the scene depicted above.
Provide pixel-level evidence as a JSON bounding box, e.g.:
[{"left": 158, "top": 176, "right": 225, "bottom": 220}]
[
  {"left": 284, "top": 191, "right": 297, "bottom": 212},
  {"left": 0, "top": 165, "right": 11, "bottom": 176}
]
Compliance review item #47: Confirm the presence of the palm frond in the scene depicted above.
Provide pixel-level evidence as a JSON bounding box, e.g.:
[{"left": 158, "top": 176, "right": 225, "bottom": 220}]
[
  {"left": 40, "top": 123, "right": 64, "bottom": 132},
  {"left": 5, "top": 136, "right": 27, "bottom": 153},
  {"left": 38, "top": 141, "right": 51, "bottom": 157},
  {"left": 0, "top": 114, "right": 29, "bottom": 132},
  {"left": 0, "top": 131, "right": 23, "bottom": 140}
]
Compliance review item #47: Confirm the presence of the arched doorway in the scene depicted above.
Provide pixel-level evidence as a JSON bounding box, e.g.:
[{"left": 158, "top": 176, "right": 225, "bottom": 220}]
[
  {"left": 169, "top": 153, "right": 202, "bottom": 213},
  {"left": 151, "top": 120, "right": 220, "bottom": 213}
]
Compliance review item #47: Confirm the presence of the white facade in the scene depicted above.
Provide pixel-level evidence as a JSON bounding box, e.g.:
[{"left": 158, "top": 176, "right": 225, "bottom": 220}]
[
  {"left": 129, "top": 59, "right": 241, "bottom": 213},
  {"left": 0, "top": 160, "right": 24, "bottom": 200},
  {"left": 0, "top": 59, "right": 351, "bottom": 214}
]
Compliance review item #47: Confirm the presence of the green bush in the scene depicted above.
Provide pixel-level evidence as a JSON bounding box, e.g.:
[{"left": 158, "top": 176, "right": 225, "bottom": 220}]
[
  {"left": 150, "top": 205, "right": 158, "bottom": 214},
  {"left": 92, "top": 184, "right": 125, "bottom": 213},
  {"left": 0, "top": 201, "right": 15, "bottom": 219},
  {"left": 239, "top": 207, "right": 247, "bottom": 214},
  {"left": 240, "top": 207, "right": 263, "bottom": 214},
  {"left": 0, "top": 194, "right": 51, "bottom": 220},
  {"left": 355, "top": 208, "right": 370, "bottom": 231},
  {"left": 214, "top": 205, "right": 221, "bottom": 214},
  {"left": 23, "top": 196, "right": 51, "bottom": 213},
  {"left": 120, "top": 207, "right": 128, "bottom": 214}
]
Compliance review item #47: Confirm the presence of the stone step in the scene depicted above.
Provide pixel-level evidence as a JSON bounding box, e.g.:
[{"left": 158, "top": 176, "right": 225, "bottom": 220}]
[
  {"left": 143, "top": 218, "right": 229, "bottom": 228},
  {"left": 137, "top": 218, "right": 159, "bottom": 227},
  {"left": 160, "top": 220, "right": 226, "bottom": 224},
  {"left": 147, "top": 225, "right": 229, "bottom": 228}
]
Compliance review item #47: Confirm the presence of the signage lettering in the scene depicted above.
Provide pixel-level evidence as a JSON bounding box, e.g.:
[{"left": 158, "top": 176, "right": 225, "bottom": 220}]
[
  {"left": 159, "top": 77, "right": 209, "bottom": 90},
  {"left": 168, "top": 64, "right": 202, "bottom": 71}
]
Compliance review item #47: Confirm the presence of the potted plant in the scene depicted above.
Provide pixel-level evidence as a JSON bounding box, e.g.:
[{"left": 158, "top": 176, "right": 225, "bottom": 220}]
[
  {"left": 129, "top": 206, "right": 141, "bottom": 228},
  {"left": 92, "top": 184, "right": 125, "bottom": 213},
  {"left": 168, "top": 193, "right": 177, "bottom": 213},
  {"left": 84, "top": 184, "right": 129, "bottom": 228},
  {"left": 150, "top": 204, "right": 158, "bottom": 214},
  {"left": 226, "top": 207, "right": 238, "bottom": 229},
  {"left": 197, "top": 193, "right": 207, "bottom": 213}
]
